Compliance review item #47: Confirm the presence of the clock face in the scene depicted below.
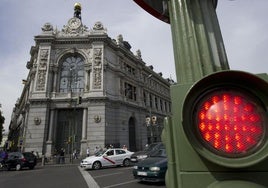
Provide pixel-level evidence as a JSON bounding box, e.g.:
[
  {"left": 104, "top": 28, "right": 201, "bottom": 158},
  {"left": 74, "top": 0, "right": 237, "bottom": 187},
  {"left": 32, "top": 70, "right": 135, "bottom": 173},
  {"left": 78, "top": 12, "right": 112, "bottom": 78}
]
[{"left": 68, "top": 18, "right": 81, "bottom": 29}]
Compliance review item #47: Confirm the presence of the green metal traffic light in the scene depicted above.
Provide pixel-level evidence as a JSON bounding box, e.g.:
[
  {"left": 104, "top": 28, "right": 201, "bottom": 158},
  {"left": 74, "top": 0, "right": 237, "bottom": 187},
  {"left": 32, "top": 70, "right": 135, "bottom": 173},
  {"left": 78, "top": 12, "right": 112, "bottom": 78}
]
[
  {"left": 134, "top": 0, "right": 268, "bottom": 187},
  {"left": 163, "top": 71, "right": 268, "bottom": 188},
  {"left": 182, "top": 71, "right": 268, "bottom": 168}
]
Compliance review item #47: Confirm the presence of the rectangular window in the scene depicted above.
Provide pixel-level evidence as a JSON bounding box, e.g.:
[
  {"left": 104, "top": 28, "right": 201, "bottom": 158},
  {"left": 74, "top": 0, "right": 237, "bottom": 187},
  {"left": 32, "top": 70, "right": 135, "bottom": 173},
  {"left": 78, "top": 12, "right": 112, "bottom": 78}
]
[
  {"left": 143, "top": 91, "right": 147, "bottom": 106},
  {"left": 124, "top": 83, "right": 137, "bottom": 101}
]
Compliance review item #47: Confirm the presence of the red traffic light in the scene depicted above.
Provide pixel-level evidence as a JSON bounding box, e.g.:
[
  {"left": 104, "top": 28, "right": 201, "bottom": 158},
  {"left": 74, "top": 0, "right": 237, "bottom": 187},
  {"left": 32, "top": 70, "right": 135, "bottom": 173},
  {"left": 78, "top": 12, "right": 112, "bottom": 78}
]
[
  {"left": 196, "top": 89, "right": 265, "bottom": 157},
  {"left": 183, "top": 71, "right": 268, "bottom": 168}
]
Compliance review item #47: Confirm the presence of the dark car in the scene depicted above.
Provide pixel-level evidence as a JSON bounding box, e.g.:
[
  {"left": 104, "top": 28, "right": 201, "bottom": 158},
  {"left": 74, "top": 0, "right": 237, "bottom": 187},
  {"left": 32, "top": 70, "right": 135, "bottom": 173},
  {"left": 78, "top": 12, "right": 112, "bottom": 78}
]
[
  {"left": 133, "top": 146, "right": 167, "bottom": 183},
  {"left": 0, "top": 150, "right": 8, "bottom": 169},
  {"left": 5, "top": 152, "right": 37, "bottom": 171},
  {"left": 130, "top": 142, "right": 163, "bottom": 163}
]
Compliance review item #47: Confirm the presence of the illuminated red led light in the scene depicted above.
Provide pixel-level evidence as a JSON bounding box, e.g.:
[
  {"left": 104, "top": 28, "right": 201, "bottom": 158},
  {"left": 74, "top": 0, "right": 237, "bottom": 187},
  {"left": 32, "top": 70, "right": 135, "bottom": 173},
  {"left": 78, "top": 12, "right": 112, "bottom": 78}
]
[{"left": 196, "top": 91, "right": 265, "bottom": 155}]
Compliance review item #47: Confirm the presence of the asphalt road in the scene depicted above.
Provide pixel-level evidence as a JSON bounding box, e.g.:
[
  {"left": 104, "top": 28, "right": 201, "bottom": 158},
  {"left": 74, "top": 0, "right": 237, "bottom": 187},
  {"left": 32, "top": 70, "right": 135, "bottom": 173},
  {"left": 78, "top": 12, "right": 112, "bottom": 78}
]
[
  {"left": 0, "top": 164, "right": 88, "bottom": 188},
  {"left": 0, "top": 164, "right": 166, "bottom": 188},
  {"left": 86, "top": 166, "right": 166, "bottom": 188}
]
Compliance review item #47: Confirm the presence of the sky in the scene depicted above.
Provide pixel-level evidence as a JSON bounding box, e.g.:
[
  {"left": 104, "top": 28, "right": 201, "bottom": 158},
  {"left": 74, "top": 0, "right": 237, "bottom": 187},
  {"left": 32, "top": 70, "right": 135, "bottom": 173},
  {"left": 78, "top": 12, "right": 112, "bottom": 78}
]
[{"left": 0, "top": 0, "right": 268, "bottom": 132}]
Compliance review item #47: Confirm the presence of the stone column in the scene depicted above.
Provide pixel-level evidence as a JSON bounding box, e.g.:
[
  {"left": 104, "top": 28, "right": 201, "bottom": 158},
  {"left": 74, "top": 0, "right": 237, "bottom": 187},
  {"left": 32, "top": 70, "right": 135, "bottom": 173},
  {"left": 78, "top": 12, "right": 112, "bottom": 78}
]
[
  {"left": 80, "top": 108, "right": 88, "bottom": 156},
  {"left": 53, "top": 70, "right": 58, "bottom": 93},
  {"left": 46, "top": 109, "right": 55, "bottom": 157},
  {"left": 82, "top": 108, "right": 88, "bottom": 140}
]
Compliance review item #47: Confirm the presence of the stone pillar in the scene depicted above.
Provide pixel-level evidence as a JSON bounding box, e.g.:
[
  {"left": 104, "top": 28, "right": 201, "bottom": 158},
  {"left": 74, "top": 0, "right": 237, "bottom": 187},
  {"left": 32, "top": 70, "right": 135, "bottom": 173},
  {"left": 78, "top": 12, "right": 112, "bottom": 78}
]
[
  {"left": 82, "top": 108, "right": 88, "bottom": 140},
  {"left": 80, "top": 108, "right": 88, "bottom": 156},
  {"left": 53, "top": 70, "right": 58, "bottom": 93},
  {"left": 46, "top": 109, "right": 55, "bottom": 157}
]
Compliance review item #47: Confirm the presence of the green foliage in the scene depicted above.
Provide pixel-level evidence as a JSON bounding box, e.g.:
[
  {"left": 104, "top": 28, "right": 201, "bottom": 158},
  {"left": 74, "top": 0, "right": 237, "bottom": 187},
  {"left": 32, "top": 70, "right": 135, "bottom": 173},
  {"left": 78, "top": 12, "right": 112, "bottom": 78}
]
[{"left": 0, "top": 110, "right": 5, "bottom": 145}]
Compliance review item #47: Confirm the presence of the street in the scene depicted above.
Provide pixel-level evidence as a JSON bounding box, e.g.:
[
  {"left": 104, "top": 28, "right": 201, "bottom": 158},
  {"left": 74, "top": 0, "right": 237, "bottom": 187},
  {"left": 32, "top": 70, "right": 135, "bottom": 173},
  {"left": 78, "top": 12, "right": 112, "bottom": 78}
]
[
  {"left": 0, "top": 165, "right": 88, "bottom": 188},
  {"left": 86, "top": 166, "right": 166, "bottom": 188},
  {"left": 0, "top": 164, "right": 166, "bottom": 188}
]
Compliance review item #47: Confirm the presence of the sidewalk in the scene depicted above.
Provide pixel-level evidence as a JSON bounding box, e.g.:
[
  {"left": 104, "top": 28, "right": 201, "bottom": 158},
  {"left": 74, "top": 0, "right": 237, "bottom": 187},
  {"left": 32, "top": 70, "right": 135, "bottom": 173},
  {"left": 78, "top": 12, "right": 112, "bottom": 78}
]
[{"left": 38, "top": 155, "right": 81, "bottom": 166}]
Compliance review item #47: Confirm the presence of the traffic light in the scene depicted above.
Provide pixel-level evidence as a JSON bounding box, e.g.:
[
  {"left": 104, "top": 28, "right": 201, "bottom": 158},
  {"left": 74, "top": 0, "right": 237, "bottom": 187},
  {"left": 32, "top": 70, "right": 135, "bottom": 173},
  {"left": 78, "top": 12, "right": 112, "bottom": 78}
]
[{"left": 163, "top": 70, "right": 268, "bottom": 188}]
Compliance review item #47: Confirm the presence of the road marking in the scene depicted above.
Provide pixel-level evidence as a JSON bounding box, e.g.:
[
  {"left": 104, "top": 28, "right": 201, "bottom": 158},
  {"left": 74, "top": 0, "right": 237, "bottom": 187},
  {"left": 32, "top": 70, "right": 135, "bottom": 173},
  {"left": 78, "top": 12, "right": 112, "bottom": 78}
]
[
  {"left": 93, "top": 172, "right": 122, "bottom": 178},
  {"left": 118, "top": 166, "right": 133, "bottom": 170},
  {"left": 78, "top": 166, "right": 100, "bottom": 188},
  {"left": 102, "top": 180, "right": 140, "bottom": 188}
]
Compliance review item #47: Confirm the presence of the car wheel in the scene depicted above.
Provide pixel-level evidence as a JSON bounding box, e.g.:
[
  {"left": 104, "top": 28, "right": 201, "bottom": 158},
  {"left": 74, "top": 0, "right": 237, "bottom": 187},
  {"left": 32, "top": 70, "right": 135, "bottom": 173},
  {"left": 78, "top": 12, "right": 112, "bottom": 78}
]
[
  {"left": 123, "top": 159, "right": 130, "bottom": 167},
  {"left": 92, "top": 161, "right": 101, "bottom": 170},
  {"left": 16, "top": 164, "right": 22, "bottom": 171}
]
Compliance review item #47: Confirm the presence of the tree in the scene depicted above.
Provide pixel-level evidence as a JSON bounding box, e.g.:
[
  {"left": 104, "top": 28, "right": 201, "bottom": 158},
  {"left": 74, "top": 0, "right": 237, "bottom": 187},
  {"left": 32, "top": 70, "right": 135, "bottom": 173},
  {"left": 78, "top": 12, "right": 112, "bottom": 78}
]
[{"left": 0, "top": 108, "right": 5, "bottom": 146}]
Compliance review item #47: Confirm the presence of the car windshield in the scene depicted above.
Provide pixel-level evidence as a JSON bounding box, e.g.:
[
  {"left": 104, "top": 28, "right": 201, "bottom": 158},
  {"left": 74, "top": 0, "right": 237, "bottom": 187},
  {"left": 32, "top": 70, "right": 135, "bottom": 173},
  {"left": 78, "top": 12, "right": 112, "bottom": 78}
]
[
  {"left": 150, "top": 148, "right": 166, "bottom": 157},
  {"left": 23, "top": 152, "right": 35, "bottom": 159},
  {"left": 94, "top": 150, "right": 106, "bottom": 157},
  {"left": 145, "top": 143, "right": 159, "bottom": 151}
]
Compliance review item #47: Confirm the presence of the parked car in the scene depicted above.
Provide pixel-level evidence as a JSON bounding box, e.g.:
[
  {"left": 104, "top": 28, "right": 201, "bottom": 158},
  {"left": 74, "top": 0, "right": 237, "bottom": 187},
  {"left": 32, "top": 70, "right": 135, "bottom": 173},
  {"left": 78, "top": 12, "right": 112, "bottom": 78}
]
[
  {"left": 133, "top": 146, "right": 167, "bottom": 183},
  {"left": 0, "top": 150, "right": 8, "bottom": 169},
  {"left": 80, "top": 148, "right": 134, "bottom": 170},
  {"left": 130, "top": 142, "right": 163, "bottom": 163},
  {"left": 4, "top": 152, "right": 37, "bottom": 171}
]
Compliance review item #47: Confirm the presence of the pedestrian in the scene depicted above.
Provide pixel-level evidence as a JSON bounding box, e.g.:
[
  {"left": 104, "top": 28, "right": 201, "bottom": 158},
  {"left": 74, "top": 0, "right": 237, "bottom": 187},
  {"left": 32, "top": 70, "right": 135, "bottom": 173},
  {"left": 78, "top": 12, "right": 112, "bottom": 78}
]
[
  {"left": 86, "top": 147, "right": 90, "bottom": 157},
  {"left": 73, "top": 149, "right": 78, "bottom": 159},
  {"left": 122, "top": 145, "right": 128, "bottom": 150},
  {"left": 59, "top": 148, "right": 65, "bottom": 164},
  {"left": 94, "top": 146, "right": 99, "bottom": 155}
]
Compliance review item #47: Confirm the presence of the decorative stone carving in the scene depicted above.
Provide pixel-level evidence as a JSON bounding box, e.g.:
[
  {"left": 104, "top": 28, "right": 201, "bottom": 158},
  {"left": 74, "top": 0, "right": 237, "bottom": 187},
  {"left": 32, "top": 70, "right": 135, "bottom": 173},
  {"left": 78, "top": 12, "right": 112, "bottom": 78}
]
[
  {"left": 93, "top": 48, "right": 102, "bottom": 89},
  {"left": 93, "top": 21, "right": 104, "bottom": 30},
  {"left": 34, "top": 117, "right": 41, "bottom": 125},
  {"left": 60, "top": 17, "right": 89, "bottom": 36},
  {"left": 94, "top": 115, "right": 101, "bottom": 123},
  {"left": 90, "top": 21, "right": 107, "bottom": 35},
  {"left": 136, "top": 49, "right": 142, "bottom": 60},
  {"left": 36, "top": 70, "right": 46, "bottom": 91},
  {"left": 117, "top": 34, "right": 123, "bottom": 45},
  {"left": 41, "top": 23, "right": 53, "bottom": 32},
  {"left": 36, "top": 49, "right": 49, "bottom": 91}
]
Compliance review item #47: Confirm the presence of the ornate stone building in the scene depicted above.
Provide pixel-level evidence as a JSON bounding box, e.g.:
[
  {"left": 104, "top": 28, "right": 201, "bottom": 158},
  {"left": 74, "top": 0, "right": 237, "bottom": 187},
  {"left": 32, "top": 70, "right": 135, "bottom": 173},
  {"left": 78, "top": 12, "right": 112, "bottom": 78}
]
[{"left": 8, "top": 4, "right": 172, "bottom": 157}]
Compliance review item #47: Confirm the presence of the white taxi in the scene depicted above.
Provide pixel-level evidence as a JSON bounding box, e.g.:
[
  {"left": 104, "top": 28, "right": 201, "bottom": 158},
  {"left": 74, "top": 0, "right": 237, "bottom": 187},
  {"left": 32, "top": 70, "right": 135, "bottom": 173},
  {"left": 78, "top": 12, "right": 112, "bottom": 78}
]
[{"left": 80, "top": 148, "right": 134, "bottom": 170}]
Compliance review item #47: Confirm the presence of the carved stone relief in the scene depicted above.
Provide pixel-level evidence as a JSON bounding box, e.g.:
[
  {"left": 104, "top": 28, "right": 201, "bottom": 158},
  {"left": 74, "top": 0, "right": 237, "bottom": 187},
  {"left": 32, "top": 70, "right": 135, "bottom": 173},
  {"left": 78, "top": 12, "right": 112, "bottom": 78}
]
[
  {"left": 93, "top": 48, "right": 102, "bottom": 89},
  {"left": 60, "top": 17, "right": 89, "bottom": 36},
  {"left": 36, "top": 49, "right": 49, "bottom": 91}
]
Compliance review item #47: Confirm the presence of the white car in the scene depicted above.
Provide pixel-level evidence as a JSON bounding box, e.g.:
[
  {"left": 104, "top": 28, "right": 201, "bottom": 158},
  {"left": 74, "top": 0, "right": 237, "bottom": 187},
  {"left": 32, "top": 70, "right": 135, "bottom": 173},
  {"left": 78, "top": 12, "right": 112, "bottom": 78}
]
[{"left": 80, "top": 148, "right": 134, "bottom": 170}]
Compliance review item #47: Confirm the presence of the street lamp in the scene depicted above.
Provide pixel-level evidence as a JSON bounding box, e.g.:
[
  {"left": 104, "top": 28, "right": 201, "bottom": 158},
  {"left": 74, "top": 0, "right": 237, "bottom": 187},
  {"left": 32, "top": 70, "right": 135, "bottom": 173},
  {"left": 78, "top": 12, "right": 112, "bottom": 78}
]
[
  {"left": 145, "top": 74, "right": 158, "bottom": 144},
  {"left": 66, "top": 66, "right": 78, "bottom": 163},
  {"left": 145, "top": 114, "right": 158, "bottom": 144}
]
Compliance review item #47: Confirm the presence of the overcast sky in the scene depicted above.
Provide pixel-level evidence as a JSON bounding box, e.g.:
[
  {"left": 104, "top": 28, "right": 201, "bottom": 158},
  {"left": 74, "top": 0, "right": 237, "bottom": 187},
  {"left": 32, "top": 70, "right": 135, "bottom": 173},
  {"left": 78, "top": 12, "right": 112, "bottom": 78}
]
[{"left": 0, "top": 0, "right": 268, "bottom": 131}]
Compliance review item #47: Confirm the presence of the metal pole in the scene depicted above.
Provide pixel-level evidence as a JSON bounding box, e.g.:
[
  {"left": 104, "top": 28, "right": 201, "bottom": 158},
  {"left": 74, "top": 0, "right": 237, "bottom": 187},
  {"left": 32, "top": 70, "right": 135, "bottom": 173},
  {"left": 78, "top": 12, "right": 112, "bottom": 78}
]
[
  {"left": 166, "top": 0, "right": 230, "bottom": 187},
  {"left": 168, "top": 0, "right": 229, "bottom": 84}
]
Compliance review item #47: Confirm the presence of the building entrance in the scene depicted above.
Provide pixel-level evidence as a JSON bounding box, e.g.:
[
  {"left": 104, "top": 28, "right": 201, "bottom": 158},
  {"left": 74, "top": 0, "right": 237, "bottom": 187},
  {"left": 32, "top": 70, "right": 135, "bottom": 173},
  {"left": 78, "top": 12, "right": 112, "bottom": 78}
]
[
  {"left": 55, "top": 109, "right": 83, "bottom": 155},
  {"left": 128, "top": 117, "right": 137, "bottom": 151}
]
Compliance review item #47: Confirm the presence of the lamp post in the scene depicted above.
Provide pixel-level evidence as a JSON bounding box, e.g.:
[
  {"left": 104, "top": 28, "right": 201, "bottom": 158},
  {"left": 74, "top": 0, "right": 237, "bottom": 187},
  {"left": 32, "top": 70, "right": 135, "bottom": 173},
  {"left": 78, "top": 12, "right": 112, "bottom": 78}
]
[
  {"left": 145, "top": 74, "right": 158, "bottom": 144},
  {"left": 146, "top": 114, "right": 158, "bottom": 144},
  {"left": 67, "top": 66, "right": 78, "bottom": 163}
]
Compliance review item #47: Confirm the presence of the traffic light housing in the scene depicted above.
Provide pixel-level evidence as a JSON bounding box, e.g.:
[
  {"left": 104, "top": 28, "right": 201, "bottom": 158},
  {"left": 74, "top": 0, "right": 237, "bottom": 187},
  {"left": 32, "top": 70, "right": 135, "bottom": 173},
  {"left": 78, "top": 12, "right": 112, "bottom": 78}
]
[{"left": 163, "top": 70, "right": 268, "bottom": 188}]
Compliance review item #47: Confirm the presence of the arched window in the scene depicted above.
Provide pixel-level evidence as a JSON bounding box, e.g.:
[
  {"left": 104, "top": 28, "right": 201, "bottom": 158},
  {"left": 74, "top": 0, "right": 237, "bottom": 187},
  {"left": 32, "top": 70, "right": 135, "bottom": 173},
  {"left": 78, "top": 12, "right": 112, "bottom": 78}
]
[{"left": 59, "top": 55, "right": 84, "bottom": 93}]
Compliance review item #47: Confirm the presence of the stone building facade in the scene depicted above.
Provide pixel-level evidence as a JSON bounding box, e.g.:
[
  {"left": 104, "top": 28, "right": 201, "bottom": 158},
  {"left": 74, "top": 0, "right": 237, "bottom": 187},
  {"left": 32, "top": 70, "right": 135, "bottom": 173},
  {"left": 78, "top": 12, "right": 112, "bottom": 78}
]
[{"left": 8, "top": 4, "right": 172, "bottom": 157}]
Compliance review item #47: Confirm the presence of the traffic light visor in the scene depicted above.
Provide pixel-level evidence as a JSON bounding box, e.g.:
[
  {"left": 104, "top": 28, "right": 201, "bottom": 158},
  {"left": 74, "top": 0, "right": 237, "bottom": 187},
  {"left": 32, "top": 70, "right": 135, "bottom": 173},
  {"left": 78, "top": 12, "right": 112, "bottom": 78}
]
[{"left": 183, "top": 71, "right": 268, "bottom": 167}]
